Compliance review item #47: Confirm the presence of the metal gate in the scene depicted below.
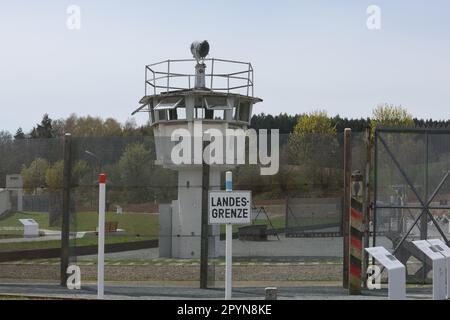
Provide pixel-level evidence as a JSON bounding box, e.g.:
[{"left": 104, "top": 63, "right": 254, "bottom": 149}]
[{"left": 373, "top": 127, "right": 450, "bottom": 281}]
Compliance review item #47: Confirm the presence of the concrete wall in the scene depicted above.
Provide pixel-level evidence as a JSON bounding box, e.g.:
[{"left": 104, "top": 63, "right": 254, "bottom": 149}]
[
  {"left": 5, "top": 174, "right": 23, "bottom": 212},
  {"left": 168, "top": 168, "right": 220, "bottom": 259},
  {"left": 0, "top": 190, "right": 11, "bottom": 217},
  {"left": 158, "top": 203, "right": 172, "bottom": 258}
]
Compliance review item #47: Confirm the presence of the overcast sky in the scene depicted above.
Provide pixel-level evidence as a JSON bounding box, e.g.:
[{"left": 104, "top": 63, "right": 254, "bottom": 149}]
[{"left": 0, "top": 0, "right": 449, "bottom": 134}]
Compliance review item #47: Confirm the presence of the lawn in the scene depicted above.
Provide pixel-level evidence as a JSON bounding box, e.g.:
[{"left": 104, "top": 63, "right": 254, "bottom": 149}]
[
  {"left": 0, "top": 211, "right": 159, "bottom": 252},
  {"left": 0, "top": 211, "right": 159, "bottom": 236},
  {"left": 0, "top": 235, "right": 154, "bottom": 252}
]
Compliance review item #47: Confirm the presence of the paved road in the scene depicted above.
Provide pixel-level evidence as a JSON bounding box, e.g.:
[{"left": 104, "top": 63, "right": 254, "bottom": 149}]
[
  {"left": 0, "top": 283, "right": 433, "bottom": 300},
  {"left": 79, "top": 236, "right": 394, "bottom": 260}
]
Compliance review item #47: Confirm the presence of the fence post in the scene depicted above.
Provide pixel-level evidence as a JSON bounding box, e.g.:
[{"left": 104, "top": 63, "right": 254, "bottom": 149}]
[
  {"left": 200, "top": 137, "right": 210, "bottom": 289},
  {"left": 97, "top": 173, "right": 106, "bottom": 299},
  {"left": 60, "top": 133, "right": 72, "bottom": 287},
  {"left": 349, "top": 170, "right": 364, "bottom": 295},
  {"left": 363, "top": 126, "right": 372, "bottom": 287},
  {"left": 343, "top": 128, "right": 352, "bottom": 289}
]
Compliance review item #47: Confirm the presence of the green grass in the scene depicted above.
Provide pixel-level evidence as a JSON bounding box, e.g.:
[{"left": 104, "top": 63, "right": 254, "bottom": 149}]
[
  {"left": 0, "top": 211, "right": 159, "bottom": 236},
  {"left": 68, "top": 211, "right": 159, "bottom": 237},
  {"left": 0, "top": 211, "right": 158, "bottom": 252},
  {"left": 0, "top": 235, "right": 154, "bottom": 252},
  {"left": 0, "top": 212, "right": 50, "bottom": 229}
]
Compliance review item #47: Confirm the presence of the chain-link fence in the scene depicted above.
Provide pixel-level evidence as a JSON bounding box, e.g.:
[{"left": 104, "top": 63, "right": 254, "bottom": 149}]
[
  {"left": 374, "top": 128, "right": 450, "bottom": 282},
  {"left": 0, "top": 131, "right": 369, "bottom": 288},
  {"left": 0, "top": 138, "right": 64, "bottom": 283}
]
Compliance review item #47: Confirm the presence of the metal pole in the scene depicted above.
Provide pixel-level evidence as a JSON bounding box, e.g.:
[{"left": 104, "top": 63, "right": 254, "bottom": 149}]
[
  {"left": 251, "top": 67, "right": 254, "bottom": 96},
  {"left": 153, "top": 70, "right": 156, "bottom": 95},
  {"left": 421, "top": 131, "right": 429, "bottom": 240},
  {"left": 420, "top": 132, "right": 429, "bottom": 283},
  {"left": 210, "top": 58, "right": 214, "bottom": 89},
  {"left": 60, "top": 133, "right": 72, "bottom": 287},
  {"left": 225, "top": 171, "right": 233, "bottom": 300},
  {"left": 343, "top": 128, "right": 352, "bottom": 289},
  {"left": 246, "top": 64, "right": 251, "bottom": 96},
  {"left": 97, "top": 173, "right": 106, "bottom": 299},
  {"left": 285, "top": 195, "right": 289, "bottom": 235},
  {"left": 167, "top": 60, "right": 170, "bottom": 93},
  {"left": 349, "top": 171, "right": 363, "bottom": 295},
  {"left": 200, "top": 138, "right": 210, "bottom": 289},
  {"left": 372, "top": 128, "right": 378, "bottom": 264},
  {"left": 363, "top": 126, "right": 372, "bottom": 286}
]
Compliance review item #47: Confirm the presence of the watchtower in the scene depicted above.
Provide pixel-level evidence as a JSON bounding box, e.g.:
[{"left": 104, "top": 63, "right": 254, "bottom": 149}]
[{"left": 132, "top": 41, "right": 262, "bottom": 258}]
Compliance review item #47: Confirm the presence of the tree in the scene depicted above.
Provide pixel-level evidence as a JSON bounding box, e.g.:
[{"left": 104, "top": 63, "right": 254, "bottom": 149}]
[
  {"left": 30, "top": 114, "right": 54, "bottom": 139},
  {"left": 0, "top": 131, "right": 12, "bottom": 145},
  {"left": 44, "top": 160, "right": 64, "bottom": 192},
  {"left": 371, "top": 105, "right": 420, "bottom": 193},
  {"left": 14, "top": 128, "right": 26, "bottom": 140},
  {"left": 50, "top": 114, "right": 145, "bottom": 137},
  {"left": 287, "top": 110, "right": 340, "bottom": 193},
  {"left": 122, "top": 118, "right": 138, "bottom": 136},
  {"left": 103, "top": 118, "right": 122, "bottom": 136},
  {"left": 44, "top": 160, "right": 90, "bottom": 192},
  {"left": 50, "top": 119, "right": 66, "bottom": 137},
  {"left": 289, "top": 110, "right": 338, "bottom": 165},
  {"left": 292, "top": 110, "right": 337, "bottom": 136},
  {"left": 21, "top": 158, "right": 49, "bottom": 193},
  {"left": 117, "top": 143, "right": 153, "bottom": 203},
  {"left": 370, "top": 104, "right": 414, "bottom": 134}
]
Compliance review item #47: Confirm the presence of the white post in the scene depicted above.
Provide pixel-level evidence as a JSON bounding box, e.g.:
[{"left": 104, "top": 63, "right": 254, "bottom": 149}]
[
  {"left": 225, "top": 171, "right": 232, "bottom": 300},
  {"left": 432, "top": 258, "right": 446, "bottom": 300},
  {"left": 97, "top": 173, "right": 106, "bottom": 299},
  {"left": 387, "top": 266, "right": 406, "bottom": 300},
  {"left": 446, "top": 256, "right": 450, "bottom": 300},
  {"left": 448, "top": 217, "right": 450, "bottom": 234},
  {"left": 427, "top": 239, "right": 450, "bottom": 299}
]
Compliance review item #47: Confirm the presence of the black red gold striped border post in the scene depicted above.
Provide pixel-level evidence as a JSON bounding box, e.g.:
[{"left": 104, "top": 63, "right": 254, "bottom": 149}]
[
  {"left": 349, "top": 171, "right": 364, "bottom": 295},
  {"left": 342, "top": 128, "right": 352, "bottom": 289}
]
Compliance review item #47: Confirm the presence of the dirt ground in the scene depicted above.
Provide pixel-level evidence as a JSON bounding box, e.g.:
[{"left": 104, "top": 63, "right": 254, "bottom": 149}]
[{"left": 0, "top": 259, "right": 426, "bottom": 283}]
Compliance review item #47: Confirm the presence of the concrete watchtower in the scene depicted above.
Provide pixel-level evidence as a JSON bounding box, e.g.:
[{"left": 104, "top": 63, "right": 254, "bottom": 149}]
[{"left": 132, "top": 41, "right": 262, "bottom": 258}]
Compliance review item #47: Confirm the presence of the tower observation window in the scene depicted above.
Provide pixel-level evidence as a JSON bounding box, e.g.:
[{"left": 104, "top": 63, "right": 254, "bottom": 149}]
[
  {"left": 204, "top": 97, "right": 232, "bottom": 120},
  {"left": 238, "top": 102, "right": 250, "bottom": 122},
  {"left": 154, "top": 97, "right": 185, "bottom": 121},
  {"left": 154, "top": 97, "right": 183, "bottom": 110}
]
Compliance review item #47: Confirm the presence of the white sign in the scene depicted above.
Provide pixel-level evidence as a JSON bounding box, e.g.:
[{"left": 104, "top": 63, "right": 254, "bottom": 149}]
[
  {"left": 209, "top": 190, "right": 251, "bottom": 225},
  {"left": 365, "top": 246, "right": 406, "bottom": 300},
  {"left": 365, "top": 247, "right": 404, "bottom": 271},
  {"left": 19, "top": 219, "right": 39, "bottom": 237},
  {"left": 428, "top": 239, "right": 450, "bottom": 299},
  {"left": 413, "top": 240, "right": 444, "bottom": 260},
  {"left": 426, "top": 239, "right": 450, "bottom": 256},
  {"left": 413, "top": 240, "right": 446, "bottom": 300}
]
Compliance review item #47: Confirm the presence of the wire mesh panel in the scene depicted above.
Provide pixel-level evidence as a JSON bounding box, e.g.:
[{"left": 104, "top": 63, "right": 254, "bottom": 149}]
[
  {"left": 374, "top": 128, "right": 450, "bottom": 281},
  {"left": 0, "top": 130, "right": 369, "bottom": 289},
  {"left": 69, "top": 135, "right": 179, "bottom": 285},
  {"left": 0, "top": 137, "right": 64, "bottom": 284},
  {"left": 201, "top": 132, "right": 369, "bottom": 286}
]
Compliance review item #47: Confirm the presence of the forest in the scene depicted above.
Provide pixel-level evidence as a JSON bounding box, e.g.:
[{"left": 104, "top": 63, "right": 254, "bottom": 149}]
[{"left": 0, "top": 105, "right": 448, "bottom": 207}]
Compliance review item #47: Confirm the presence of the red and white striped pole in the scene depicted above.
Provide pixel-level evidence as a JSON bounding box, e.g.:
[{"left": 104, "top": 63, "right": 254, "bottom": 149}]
[{"left": 97, "top": 173, "right": 106, "bottom": 299}]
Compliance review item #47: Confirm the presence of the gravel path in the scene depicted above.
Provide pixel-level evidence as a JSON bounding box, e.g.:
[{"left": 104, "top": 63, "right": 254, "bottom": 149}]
[
  {"left": 77, "top": 235, "right": 394, "bottom": 260},
  {"left": 0, "top": 283, "right": 434, "bottom": 300}
]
